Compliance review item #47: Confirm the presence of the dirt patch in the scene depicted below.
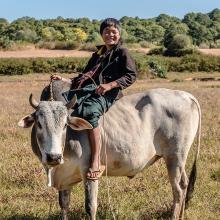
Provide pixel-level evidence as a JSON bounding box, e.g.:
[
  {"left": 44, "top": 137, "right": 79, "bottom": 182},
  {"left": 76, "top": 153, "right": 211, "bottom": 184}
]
[{"left": 198, "top": 49, "right": 220, "bottom": 56}]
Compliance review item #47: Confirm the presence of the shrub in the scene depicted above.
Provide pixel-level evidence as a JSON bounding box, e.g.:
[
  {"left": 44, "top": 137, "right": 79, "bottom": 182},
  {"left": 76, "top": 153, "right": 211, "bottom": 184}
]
[
  {"left": 36, "top": 41, "right": 81, "bottom": 50},
  {"left": 53, "top": 41, "right": 81, "bottom": 50},
  {"left": 62, "top": 41, "right": 81, "bottom": 50},
  {"left": 148, "top": 47, "right": 165, "bottom": 55},
  {"left": 0, "top": 37, "right": 15, "bottom": 50},
  {"left": 123, "top": 43, "right": 141, "bottom": 49},
  {"left": 0, "top": 53, "right": 219, "bottom": 76},
  {"left": 139, "top": 41, "right": 153, "bottom": 48},
  {"left": 168, "top": 34, "right": 192, "bottom": 50},
  {"left": 199, "top": 56, "right": 220, "bottom": 72},
  {"left": 0, "top": 57, "right": 89, "bottom": 75},
  {"left": 147, "top": 60, "right": 167, "bottom": 78},
  {"left": 80, "top": 43, "right": 97, "bottom": 52},
  {"left": 36, "top": 41, "right": 55, "bottom": 49},
  {"left": 32, "top": 59, "right": 52, "bottom": 73},
  {"left": 199, "top": 42, "right": 210, "bottom": 49},
  {"left": 0, "top": 59, "right": 32, "bottom": 75},
  {"left": 131, "top": 52, "right": 149, "bottom": 78},
  {"left": 164, "top": 48, "right": 199, "bottom": 57}
]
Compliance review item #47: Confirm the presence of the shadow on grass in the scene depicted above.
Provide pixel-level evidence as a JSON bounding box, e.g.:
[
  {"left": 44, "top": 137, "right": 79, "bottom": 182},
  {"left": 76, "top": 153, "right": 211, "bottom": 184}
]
[
  {"left": 4, "top": 211, "right": 84, "bottom": 220},
  {"left": 140, "top": 205, "right": 172, "bottom": 220},
  {"left": 4, "top": 208, "right": 110, "bottom": 220},
  {"left": 4, "top": 205, "right": 173, "bottom": 220}
]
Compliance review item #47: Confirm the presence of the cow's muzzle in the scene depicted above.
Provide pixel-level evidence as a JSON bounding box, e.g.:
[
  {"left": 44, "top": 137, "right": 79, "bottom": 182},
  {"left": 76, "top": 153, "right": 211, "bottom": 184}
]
[{"left": 46, "top": 153, "right": 62, "bottom": 166}]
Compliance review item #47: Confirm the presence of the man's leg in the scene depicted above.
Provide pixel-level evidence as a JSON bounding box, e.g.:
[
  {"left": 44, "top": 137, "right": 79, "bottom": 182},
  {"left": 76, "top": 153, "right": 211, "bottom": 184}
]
[{"left": 87, "top": 126, "right": 102, "bottom": 179}]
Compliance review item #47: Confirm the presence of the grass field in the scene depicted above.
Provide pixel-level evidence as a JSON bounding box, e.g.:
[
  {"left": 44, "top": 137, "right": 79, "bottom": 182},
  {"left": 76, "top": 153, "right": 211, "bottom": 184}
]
[{"left": 0, "top": 72, "right": 220, "bottom": 219}]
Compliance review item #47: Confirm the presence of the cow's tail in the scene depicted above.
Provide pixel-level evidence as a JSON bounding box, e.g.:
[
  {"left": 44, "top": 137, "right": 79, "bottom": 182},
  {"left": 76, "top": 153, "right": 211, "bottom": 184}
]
[{"left": 185, "top": 96, "right": 201, "bottom": 208}]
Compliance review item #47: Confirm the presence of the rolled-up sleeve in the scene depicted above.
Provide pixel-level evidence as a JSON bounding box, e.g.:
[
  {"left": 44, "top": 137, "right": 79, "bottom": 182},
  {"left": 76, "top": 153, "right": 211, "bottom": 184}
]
[{"left": 115, "top": 48, "right": 137, "bottom": 89}]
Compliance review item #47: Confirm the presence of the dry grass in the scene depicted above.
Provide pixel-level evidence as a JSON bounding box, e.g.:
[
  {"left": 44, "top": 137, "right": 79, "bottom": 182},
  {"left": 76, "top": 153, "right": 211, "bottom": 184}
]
[{"left": 0, "top": 72, "right": 220, "bottom": 219}]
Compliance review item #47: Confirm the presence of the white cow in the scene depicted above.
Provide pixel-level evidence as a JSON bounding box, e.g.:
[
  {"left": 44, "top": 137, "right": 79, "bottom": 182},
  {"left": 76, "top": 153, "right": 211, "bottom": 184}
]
[{"left": 18, "top": 82, "right": 201, "bottom": 220}]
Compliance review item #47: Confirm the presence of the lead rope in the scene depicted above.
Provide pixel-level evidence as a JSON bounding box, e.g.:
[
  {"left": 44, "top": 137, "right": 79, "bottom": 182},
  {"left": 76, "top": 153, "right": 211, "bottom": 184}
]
[
  {"left": 48, "top": 76, "right": 55, "bottom": 218},
  {"left": 102, "top": 112, "right": 116, "bottom": 220},
  {"left": 49, "top": 76, "right": 65, "bottom": 156},
  {"left": 49, "top": 76, "right": 54, "bottom": 101}
]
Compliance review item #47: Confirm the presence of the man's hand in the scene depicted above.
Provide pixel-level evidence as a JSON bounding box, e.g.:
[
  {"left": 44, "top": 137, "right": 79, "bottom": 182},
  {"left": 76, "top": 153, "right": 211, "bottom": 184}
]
[
  {"left": 51, "top": 74, "right": 62, "bottom": 80},
  {"left": 96, "top": 81, "right": 119, "bottom": 95}
]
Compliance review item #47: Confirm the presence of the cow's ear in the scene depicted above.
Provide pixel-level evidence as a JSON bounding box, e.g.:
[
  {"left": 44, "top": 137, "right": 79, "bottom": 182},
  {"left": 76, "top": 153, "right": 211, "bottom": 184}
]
[
  {"left": 67, "top": 116, "right": 93, "bottom": 130},
  {"left": 18, "top": 114, "right": 35, "bottom": 128}
]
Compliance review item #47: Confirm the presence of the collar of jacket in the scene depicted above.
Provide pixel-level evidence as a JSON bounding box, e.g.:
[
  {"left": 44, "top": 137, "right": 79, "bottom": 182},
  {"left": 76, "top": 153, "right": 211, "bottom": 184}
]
[{"left": 96, "top": 42, "right": 122, "bottom": 56}]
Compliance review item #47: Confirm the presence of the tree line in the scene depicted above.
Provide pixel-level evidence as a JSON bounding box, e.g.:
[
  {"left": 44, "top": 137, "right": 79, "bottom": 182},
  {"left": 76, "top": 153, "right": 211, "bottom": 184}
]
[{"left": 0, "top": 8, "right": 220, "bottom": 50}]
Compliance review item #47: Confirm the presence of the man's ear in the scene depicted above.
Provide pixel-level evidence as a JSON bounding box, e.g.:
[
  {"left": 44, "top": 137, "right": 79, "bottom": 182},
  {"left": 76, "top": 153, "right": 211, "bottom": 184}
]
[
  {"left": 18, "top": 114, "right": 35, "bottom": 128},
  {"left": 67, "top": 116, "right": 93, "bottom": 130}
]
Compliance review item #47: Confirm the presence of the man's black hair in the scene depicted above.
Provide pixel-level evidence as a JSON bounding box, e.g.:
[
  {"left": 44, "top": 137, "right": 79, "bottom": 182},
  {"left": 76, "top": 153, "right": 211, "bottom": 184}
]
[{"left": 100, "top": 18, "right": 121, "bottom": 35}]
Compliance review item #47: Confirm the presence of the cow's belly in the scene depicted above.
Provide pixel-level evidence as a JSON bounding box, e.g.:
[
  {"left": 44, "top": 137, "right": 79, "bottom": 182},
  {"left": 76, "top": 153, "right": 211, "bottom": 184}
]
[{"left": 100, "top": 130, "right": 157, "bottom": 176}]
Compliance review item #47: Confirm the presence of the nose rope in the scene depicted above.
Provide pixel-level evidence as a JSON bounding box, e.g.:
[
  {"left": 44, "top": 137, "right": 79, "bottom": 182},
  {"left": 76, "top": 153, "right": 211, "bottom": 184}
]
[
  {"left": 49, "top": 76, "right": 54, "bottom": 101},
  {"left": 102, "top": 112, "right": 116, "bottom": 220}
]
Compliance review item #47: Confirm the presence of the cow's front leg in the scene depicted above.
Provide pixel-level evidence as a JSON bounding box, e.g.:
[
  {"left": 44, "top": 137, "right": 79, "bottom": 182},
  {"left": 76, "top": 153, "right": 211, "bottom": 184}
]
[
  {"left": 59, "top": 189, "right": 71, "bottom": 220},
  {"left": 84, "top": 178, "right": 99, "bottom": 220}
]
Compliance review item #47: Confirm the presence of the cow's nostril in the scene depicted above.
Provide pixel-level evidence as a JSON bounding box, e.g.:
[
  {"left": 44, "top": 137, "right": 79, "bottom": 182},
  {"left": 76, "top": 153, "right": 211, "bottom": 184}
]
[{"left": 46, "top": 153, "right": 62, "bottom": 163}]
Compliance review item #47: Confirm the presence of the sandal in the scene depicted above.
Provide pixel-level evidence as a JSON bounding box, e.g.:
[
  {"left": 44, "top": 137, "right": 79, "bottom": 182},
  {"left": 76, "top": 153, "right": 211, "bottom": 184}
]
[{"left": 86, "top": 165, "right": 105, "bottom": 180}]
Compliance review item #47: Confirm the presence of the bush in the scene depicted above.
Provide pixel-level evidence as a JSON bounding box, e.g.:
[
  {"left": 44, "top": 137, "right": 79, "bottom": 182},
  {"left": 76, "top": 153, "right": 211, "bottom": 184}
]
[
  {"left": 53, "top": 41, "right": 81, "bottom": 50},
  {"left": 199, "top": 56, "right": 220, "bottom": 72},
  {"left": 0, "top": 53, "right": 219, "bottom": 76},
  {"left": 139, "top": 41, "right": 153, "bottom": 48},
  {"left": 147, "top": 60, "right": 167, "bottom": 78},
  {"left": 36, "top": 41, "right": 81, "bottom": 50},
  {"left": 36, "top": 41, "right": 56, "bottom": 49},
  {"left": 167, "top": 34, "right": 192, "bottom": 50},
  {"left": 148, "top": 47, "right": 165, "bottom": 55},
  {"left": 131, "top": 52, "right": 149, "bottom": 78},
  {"left": 210, "top": 39, "right": 220, "bottom": 49},
  {"left": 0, "top": 37, "right": 15, "bottom": 50},
  {"left": 164, "top": 48, "right": 200, "bottom": 57},
  {"left": 32, "top": 59, "right": 53, "bottom": 73},
  {"left": 123, "top": 43, "right": 141, "bottom": 49},
  {"left": 199, "top": 42, "right": 210, "bottom": 49},
  {"left": 0, "top": 59, "right": 32, "bottom": 75},
  {"left": 61, "top": 41, "right": 80, "bottom": 50},
  {"left": 0, "top": 57, "right": 89, "bottom": 75},
  {"left": 80, "top": 42, "right": 97, "bottom": 52},
  {"left": 164, "top": 34, "right": 194, "bottom": 57}
]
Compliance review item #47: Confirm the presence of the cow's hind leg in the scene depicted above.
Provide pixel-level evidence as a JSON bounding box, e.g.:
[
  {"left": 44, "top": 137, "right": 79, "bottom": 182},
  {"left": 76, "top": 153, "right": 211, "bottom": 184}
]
[
  {"left": 164, "top": 154, "right": 187, "bottom": 220},
  {"left": 59, "top": 189, "right": 71, "bottom": 220},
  {"left": 179, "top": 169, "right": 188, "bottom": 219}
]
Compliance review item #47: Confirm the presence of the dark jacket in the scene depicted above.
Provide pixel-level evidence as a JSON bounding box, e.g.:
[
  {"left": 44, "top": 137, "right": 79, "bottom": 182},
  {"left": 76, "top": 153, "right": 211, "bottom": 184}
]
[{"left": 80, "top": 43, "right": 137, "bottom": 100}]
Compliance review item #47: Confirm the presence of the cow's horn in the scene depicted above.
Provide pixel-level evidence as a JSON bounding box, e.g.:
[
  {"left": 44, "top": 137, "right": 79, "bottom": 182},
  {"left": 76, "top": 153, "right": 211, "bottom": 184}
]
[
  {"left": 65, "top": 95, "right": 77, "bottom": 110},
  {"left": 29, "top": 94, "right": 39, "bottom": 109}
]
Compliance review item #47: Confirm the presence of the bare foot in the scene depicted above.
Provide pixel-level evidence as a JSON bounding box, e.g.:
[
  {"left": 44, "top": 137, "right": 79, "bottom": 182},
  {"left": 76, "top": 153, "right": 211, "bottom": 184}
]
[{"left": 86, "top": 165, "right": 105, "bottom": 180}]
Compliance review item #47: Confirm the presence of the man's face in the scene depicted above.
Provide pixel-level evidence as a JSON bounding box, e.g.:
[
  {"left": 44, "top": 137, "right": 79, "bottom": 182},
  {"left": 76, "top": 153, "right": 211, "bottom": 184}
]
[{"left": 102, "top": 26, "right": 120, "bottom": 47}]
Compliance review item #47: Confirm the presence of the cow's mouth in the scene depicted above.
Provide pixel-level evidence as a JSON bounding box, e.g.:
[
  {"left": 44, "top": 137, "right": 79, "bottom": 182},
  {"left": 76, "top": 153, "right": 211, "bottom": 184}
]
[{"left": 46, "top": 153, "right": 63, "bottom": 166}]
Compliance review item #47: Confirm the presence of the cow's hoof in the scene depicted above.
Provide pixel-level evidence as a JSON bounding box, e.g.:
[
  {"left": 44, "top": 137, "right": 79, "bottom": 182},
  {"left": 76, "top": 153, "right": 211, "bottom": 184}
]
[{"left": 127, "top": 175, "right": 135, "bottom": 179}]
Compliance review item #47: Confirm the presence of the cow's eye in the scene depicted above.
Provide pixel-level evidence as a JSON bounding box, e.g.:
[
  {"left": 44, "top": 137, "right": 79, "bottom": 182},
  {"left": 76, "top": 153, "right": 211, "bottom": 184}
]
[
  {"left": 38, "top": 121, "right": 42, "bottom": 129},
  {"left": 64, "top": 124, "right": 67, "bottom": 129}
]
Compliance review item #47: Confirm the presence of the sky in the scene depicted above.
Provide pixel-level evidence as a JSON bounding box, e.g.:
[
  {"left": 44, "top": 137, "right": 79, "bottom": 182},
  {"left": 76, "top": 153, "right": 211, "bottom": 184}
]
[{"left": 1, "top": 0, "right": 220, "bottom": 22}]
